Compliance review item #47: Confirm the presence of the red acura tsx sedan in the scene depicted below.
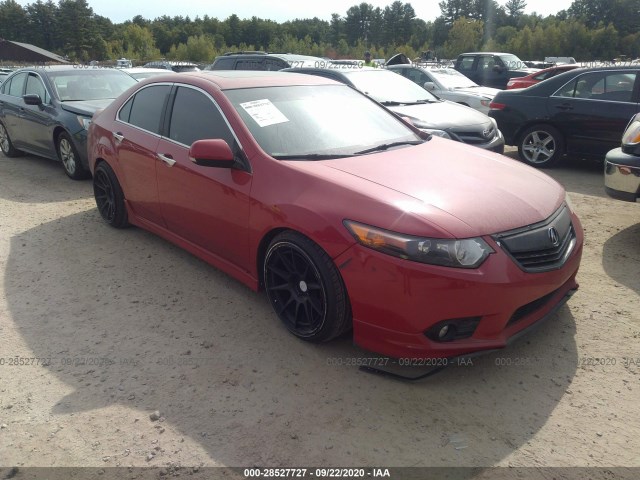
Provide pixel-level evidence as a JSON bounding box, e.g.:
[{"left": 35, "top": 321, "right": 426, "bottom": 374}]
[{"left": 88, "top": 71, "right": 583, "bottom": 360}]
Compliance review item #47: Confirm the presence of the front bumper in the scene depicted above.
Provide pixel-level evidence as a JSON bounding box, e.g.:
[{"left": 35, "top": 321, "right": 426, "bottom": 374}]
[
  {"left": 604, "top": 148, "right": 640, "bottom": 202},
  {"left": 335, "top": 212, "right": 583, "bottom": 359}
]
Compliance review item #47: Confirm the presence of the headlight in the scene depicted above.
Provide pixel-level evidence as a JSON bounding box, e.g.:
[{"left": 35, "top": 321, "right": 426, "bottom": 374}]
[
  {"left": 480, "top": 98, "right": 491, "bottom": 107},
  {"left": 420, "top": 128, "right": 451, "bottom": 139},
  {"left": 77, "top": 116, "right": 91, "bottom": 130},
  {"left": 343, "top": 220, "right": 493, "bottom": 269},
  {"left": 409, "top": 120, "right": 452, "bottom": 139}
]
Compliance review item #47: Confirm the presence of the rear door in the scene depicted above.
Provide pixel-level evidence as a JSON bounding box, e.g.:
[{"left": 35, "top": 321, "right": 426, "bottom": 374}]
[
  {"left": 113, "top": 83, "right": 172, "bottom": 226},
  {"left": 155, "top": 85, "right": 252, "bottom": 270},
  {"left": 548, "top": 69, "right": 639, "bottom": 157}
]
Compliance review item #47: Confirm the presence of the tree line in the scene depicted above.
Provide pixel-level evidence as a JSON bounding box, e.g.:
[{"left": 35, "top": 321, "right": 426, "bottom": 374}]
[{"left": 0, "top": 0, "right": 638, "bottom": 64}]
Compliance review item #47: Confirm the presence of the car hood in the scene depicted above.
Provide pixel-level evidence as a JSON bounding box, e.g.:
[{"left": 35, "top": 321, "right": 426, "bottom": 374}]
[
  {"left": 60, "top": 99, "right": 114, "bottom": 116},
  {"left": 389, "top": 101, "right": 491, "bottom": 129},
  {"left": 318, "top": 139, "right": 564, "bottom": 237},
  {"left": 451, "top": 85, "right": 500, "bottom": 98}
]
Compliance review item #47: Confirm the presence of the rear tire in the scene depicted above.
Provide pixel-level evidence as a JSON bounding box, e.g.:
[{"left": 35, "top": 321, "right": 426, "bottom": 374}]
[
  {"left": 264, "top": 231, "right": 351, "bottom": 343},
  {"left": 0, "top": 121, "right": 22, "bottom": 157},
  {"left": 518, "top": 124, "right": 565, "bottom": 168}
]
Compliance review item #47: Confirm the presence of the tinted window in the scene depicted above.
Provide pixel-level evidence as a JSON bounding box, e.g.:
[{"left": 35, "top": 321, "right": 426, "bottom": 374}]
[
  {"left": 236, "top": 59, "right": 264, "bottom": 70},
  {"left": 478, "top": 56, "right": 496, "bottom": 72},
  {"left": 556, "top": 71, "right": 637, "bottom": 102},
  {"left": 168, "top": 86, "right": 235, "bottom": 147},
  {"left": 128, "top": 85, "right": 171, "bottom": 134},
  {"left": 8, "top": 73, "right": 27, "bottom": 97},
  {"left": 118, "top": 96, "right": 133, "bottom": 122},
  {"left": 25, "top": 73, "right": 49, "bottom": 103},
  {"left": 212, "top": 58, "right": 234, "bottom": 70},
  {"left": 264, "top": 58, "right": 287, "bottom": 71},
  {"left": 458, "top": 57, "right": 475, "bottom": 71}
]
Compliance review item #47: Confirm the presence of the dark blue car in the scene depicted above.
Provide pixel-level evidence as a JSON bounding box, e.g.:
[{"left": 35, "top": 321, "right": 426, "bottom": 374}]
[{"left": 0, "top": 66, "right": 136, "bottom": 179}]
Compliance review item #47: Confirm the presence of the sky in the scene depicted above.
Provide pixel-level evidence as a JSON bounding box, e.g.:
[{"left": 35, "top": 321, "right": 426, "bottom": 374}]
[{"left": 17, "top": 0, "right": 577, "bottom": 24}]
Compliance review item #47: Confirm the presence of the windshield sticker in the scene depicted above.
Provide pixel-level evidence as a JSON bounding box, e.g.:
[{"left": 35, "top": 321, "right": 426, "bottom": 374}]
[{"left": 240, "top": 99, "right": 289, "bottom": 127}]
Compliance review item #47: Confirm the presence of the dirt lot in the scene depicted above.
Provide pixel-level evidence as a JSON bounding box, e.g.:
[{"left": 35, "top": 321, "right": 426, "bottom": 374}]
[{"left": 0, "top": 148, "right": 638, "bottom": 477}]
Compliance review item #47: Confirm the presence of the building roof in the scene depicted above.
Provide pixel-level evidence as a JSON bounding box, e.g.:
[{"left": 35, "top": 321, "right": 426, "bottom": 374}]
[{"left": 0, "top": 39, "right": 69, "bottom": 64}]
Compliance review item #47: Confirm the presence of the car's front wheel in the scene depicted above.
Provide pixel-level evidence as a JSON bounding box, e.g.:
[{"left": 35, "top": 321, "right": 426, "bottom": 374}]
[
  {"left": 93, "top": 162, "right": 128, "bottom": 228},
  {"left": 57, "top": 132, "right": 89, "bottom": 179},
  {"left": 264, "top": 231, "right": 351, "bottom": 342},
  {"left": 518, "top": 124, "right": 565, "bottom": 168},
  {"left": 0, "top": 121, "right": 22, "bottom": 157}
]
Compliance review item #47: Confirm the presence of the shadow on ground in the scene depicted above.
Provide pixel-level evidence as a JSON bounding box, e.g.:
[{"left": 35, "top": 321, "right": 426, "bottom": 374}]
[{"left": 4, "top": 207, "right": 580, "bottom": 469}]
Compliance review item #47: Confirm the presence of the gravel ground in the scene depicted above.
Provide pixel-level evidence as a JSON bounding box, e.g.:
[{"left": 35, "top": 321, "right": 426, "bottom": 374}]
[{"left": 0, "top": 148, "right": 638, "bottom": 478}]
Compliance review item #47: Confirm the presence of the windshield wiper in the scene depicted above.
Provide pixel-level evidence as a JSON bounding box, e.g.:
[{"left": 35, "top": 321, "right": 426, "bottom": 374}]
[
  {"left": 271, "top": 153, "right": 357, "bottom": 160},
  {"left": 381, "top": 100, "right": 434, "bottom": 106},
  {"left": 354, "top": 140, "right": 424, "bottom": 155}
]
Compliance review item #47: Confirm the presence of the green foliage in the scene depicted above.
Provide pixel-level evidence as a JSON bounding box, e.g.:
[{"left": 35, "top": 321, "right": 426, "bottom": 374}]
[{"left": 0, "top": 0, "right": 636, "bottom": 64}]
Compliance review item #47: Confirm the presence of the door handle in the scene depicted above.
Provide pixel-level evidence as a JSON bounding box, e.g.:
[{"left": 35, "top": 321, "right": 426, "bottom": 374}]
[
  {"left": 158, "top": 153, "right": 176, "bottom": 167},
  {"left": 113, "top": 131, "right": 124, "bottom": 143},
  {"left": 555, "top": 104, "right": 573, "bottom": 111}
]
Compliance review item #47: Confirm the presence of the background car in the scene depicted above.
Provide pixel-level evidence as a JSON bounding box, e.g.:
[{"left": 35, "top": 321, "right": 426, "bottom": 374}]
[
  {"left": 207, "top": 52, "right": 324, "bottom": 71},
  {"left": 143, "top": 60, "right": 199, "bottom": 72},
  {"left": 122, "top": 67, "right": 176, "bottom": 80},
  {"left": 454, "top": 52, "right": 538, "bottom": 89},
  {"left": 388, "top": 64, "right": 500, "bottom": 114},
  {"left": 489, "top": 66, "right": 640, "bottom": 168},
  {"left": 88, "top": 70, "right": 582, "bottom": 360},
  {"left": 283, "top": 67, "right": 504, "bottom": 152},
  {"left": 0, "top": 66, "right": 137, "bottom": 179},
  {"left": 506, "top": 64, "right": 581, "bottom": 89},
  {"left": 605, "top": 113, "right": 640, "bottom": 202}
]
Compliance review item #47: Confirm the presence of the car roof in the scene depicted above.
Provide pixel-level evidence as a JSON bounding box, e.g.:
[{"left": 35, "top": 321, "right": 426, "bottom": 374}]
[
  {"left": 458, "top": 52, "right": 516, "bottom": 56},
  {"left": 9, "top": 65, "right": 129, "bottom": 75},
  {"left": 157, "top": 70, "right": 341, "bottom": 89},
  {"left": 123, "top": 67, "right": 174, "bottom": 74}
]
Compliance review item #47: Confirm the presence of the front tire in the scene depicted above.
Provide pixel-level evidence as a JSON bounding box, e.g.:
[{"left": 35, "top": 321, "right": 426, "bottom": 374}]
[
  {"left": 0, "top": 121, "right": 22, "bottom": 157},
  {"left": 57, "top": 132, "right": 89, "bottom": 179},
  {"left": 93, "top": 162, "right": 128, "bottom": 228},
  {"left": 518, "top": 124, "right": 565, "bottom": 168},
  {"left": 264, "top": 231, "right": 351, "bottom": 342}
]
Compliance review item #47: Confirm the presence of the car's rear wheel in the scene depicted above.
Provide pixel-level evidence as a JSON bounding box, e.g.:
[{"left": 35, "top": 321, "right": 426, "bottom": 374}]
[
  {"left": 518, "top": 124, "right": 565, "bottom": 168},
  {"left": 57, "top": 132, "right": 89, "bottom": 179},
  {"left": 0, "top": 121, "right": 22, "bottom": 157},
  {"left": 93, "top": 162, "right": 128, "bottom": 228},
  {"left": 264, "top": 231, "right": 351, "bottom": 342}
]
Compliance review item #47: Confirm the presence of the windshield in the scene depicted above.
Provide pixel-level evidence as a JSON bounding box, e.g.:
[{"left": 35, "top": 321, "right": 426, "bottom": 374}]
[
  {"left": 342, "top": 69, "right": 439, "bottom": 103},
  {"left": 426, "top": 68, "right": 478, "bottom": 88},
  {"left": 224, "top": 84, "right": 422, "bottom": 159},
  {"left": 498, "top": 54, "right": 528, "bottom": 71},
  {"left": 49, "top": 70, "right": 137, "bottom": 101}
]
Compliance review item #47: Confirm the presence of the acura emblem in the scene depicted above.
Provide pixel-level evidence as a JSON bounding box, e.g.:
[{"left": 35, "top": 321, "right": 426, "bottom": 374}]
[{"left": 548, "top": 227, "right": 560, "bottom": 246}]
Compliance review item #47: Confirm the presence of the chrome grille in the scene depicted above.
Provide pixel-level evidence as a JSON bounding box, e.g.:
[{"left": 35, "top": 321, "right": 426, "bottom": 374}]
[
  {"left": 493, "top": 205, "right": 576, "bottom": 273},
  {"left": 449, "top": 125, "right": 496, "bottom": 145}
]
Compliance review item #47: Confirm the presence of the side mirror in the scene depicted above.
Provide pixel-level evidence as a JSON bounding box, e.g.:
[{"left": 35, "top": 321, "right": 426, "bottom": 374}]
[
  {"left": 23, "top": 94, "right": 43, "bottom": 106},
  {"left": 189, "top": 139, "right": 235, "bottom": 168},
  {"left": 492, "top": 65, "right": 504, "bottom": 73},
  {"left": 423, "top": 82, "right": 436, "bottom": 91}
]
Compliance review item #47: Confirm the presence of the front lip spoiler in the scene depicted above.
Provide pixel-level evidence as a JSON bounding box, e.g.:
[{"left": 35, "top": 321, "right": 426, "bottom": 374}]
[{"left": 359, "top": 288, "right": 578, "bottom": 381}]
